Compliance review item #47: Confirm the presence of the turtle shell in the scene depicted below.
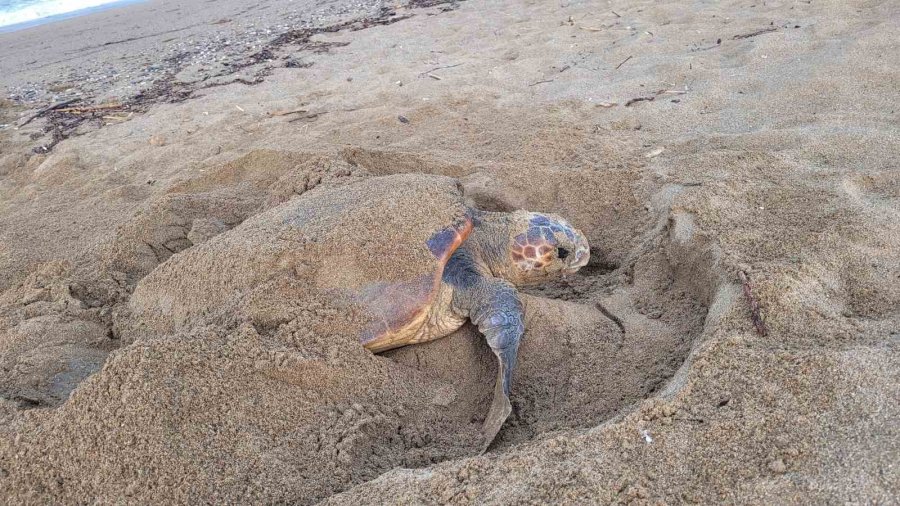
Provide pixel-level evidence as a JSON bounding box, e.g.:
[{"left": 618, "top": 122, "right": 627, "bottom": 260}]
[{"left": 129, "top": 173, "right": 472, "bottom": 345}]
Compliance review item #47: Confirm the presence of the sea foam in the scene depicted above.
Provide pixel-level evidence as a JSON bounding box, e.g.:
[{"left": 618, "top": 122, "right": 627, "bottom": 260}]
[{"left": 0, "top": 0, "right": 124, "bottom": 28}]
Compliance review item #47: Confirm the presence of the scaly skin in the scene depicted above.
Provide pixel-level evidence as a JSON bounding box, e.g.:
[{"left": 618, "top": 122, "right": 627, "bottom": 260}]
[{"left": 439, "top": 210, "right": 589, "bottom": 444}]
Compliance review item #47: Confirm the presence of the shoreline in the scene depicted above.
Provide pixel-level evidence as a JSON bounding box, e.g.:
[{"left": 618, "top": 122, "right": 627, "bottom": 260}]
[
  {"left": 0, "top": 0, "right": 145, "bottom": 34},
  {"left": 0, "top": 0, "right": 426, "bottom": 107},
  {"left": 1, "top": 0, "right": 444, "bottom": 152}
]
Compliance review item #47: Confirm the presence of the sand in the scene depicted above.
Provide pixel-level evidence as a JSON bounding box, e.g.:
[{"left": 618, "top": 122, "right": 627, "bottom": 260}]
[{"left": 0, "top": 0, "right": 898, "bottom": 503}]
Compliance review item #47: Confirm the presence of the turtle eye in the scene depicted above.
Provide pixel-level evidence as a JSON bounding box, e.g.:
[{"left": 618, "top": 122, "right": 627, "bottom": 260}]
[{"left": 557, "top": 247, "right": 569, "bottom": 259}]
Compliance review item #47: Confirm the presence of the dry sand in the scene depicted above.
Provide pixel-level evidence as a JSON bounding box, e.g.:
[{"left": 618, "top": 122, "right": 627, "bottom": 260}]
[{"left": 0, "top": 0, "right": 898, "bottom": 503}]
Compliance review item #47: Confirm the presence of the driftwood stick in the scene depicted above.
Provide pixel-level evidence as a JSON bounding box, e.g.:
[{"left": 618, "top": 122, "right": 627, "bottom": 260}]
[
  {"left": 625, "top": 96, "right": 655, "bottom": 106},
  {"left": 419, "top": 63, "right": 462, "bottom": 76},
  {"left": 56, "top": 102, "right": 123, "bottom": 113},
  {"left": 596, "top": 302, "right": 626, "bottom": 334},
  {"left": 268, "top": 108, "right": 308, "bottom": 117},
  {"left": 733, "top": 27, "right": 777, "bottom": 40},
  {"left": 287, "top": 111, "right": 324, "bottom": 123},
  {"left": 739, "top": 271, "right": 768, "bottom": 336},
  {"left": 17, "top": 98, "right": 81, "bottom": 127},
  {"left": 615, "top": 55, "right": 633, "bottom": 70}
]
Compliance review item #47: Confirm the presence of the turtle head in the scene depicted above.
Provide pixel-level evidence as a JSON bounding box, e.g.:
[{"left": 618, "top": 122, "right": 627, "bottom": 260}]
[{"left": 502, "top": 211, "right": 590, "bottom": 285}]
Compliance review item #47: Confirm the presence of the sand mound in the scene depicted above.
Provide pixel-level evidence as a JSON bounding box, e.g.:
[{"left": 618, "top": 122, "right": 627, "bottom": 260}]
[{"left": 104, "top": 150, "right": 365, "bottom": 282}]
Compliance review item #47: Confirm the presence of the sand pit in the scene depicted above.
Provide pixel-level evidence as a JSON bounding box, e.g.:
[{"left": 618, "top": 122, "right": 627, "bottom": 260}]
[
  {"left": 1, "top": 0, "right": 898, "bottom": 503},
  {"left": 0, "top": 156, "right": 715, "bottom": 503}
]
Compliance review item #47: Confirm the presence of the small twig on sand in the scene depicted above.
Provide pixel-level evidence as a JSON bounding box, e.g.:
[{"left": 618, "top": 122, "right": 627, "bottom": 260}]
[
  {"left": 611, "top": 10, "right": 621, "bottom": 17},
  {"left": 426, "top": 73, "right": 442, "bottom": 80},
  {"left": 418, "top": 63, "right": 462, "bottom": 77},
  {"left": 739, "top": 271, "right": 768, "bottom": 336},
  {"left": 693, "top": 38, "right": 723, "bottom": 52},
  {"left": 528, "top": 79, "right": 555, "bottom": 87},
  {"left": 733, "top": 26, "right": 777, "bottom": 39},
  {"left": 17, "top": 98, "right": 81, "bottom": 127},
  {"left": 596, "top": 302, "right": 626, "bottom": 334},
  {"left": 12, "top": 395, "right": 43, "bottom": 408},
  {"left": 56, "top": 102, "right": 123, "bottom": 113},
  {"left": 615, "top": 55, "right": 633, "bottom": 70},
  {"left": 625, "top": 96, "right": 655, "bottom": 106},
  {"left": 288, "top": 112, "right": 324, "bottom": 123},
  {"left": 625, "top": 88, "right": 688, "bottom": 106},
  {"left": 268, "top": 109, "right": 308, "bottom": 116}
]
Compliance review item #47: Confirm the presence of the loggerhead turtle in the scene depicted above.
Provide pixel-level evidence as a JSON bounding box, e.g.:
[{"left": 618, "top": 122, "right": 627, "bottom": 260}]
[
  {"left": 356, "top": 204, "right": 590, "bottom": 444},
  {"left": 128, "top": 173, "right": 589, "bottom": 444}
]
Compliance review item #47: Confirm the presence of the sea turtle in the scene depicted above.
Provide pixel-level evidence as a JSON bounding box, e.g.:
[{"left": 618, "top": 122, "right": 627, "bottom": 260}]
[
  {"left": 357, "top": 207, "right": 590, "bottom": 443},
  {"left": 129, "top": 172, "right": 589, "bottom": 443}
]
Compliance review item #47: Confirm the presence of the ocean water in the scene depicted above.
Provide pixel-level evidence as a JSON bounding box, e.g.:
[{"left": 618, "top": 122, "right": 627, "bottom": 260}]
[{"left": 0, "top": 0, "right": 132, "bottom": 29}]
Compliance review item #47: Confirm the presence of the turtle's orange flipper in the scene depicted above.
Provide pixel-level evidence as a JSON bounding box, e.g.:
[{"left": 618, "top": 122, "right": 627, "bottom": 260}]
[
  {"left": 359, "top": 217, "right": 473, "bottom": 351},
  {"left": 426, "top": 216, "right": 473, "bottom": 263},
  {"left": 358, "top": 274, "right": 433, "bottom": 351}
]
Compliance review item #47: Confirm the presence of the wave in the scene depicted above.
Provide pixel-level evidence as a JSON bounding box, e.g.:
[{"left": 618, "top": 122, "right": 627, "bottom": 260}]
[{"left": 0, "top": 0, "right": 124, "bottom": 28}]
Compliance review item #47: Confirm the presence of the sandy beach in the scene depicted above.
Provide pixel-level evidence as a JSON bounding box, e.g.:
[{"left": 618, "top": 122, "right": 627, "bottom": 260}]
[{"left": 0, "top": 0, "right": 898, "bottom": 503}]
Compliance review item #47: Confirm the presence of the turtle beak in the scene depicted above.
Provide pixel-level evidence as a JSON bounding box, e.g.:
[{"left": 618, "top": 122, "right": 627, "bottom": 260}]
[
  {"left": 573, "top": 246, "right": 589, "bottom": 269},
  {"left": 566, "top": 237, "right": 590, "bottom": 273}
]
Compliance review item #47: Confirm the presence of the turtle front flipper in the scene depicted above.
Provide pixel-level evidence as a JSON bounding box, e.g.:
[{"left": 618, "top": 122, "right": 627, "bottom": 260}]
[
  {"left": 482, "top": 341, "right": 518, "bottom": 448},
  {"left": 444, "top": 248, "right": 525, "bottom": 447},
  {"left": 468, "top": 282, "right": 524, "bottom": 448}
]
